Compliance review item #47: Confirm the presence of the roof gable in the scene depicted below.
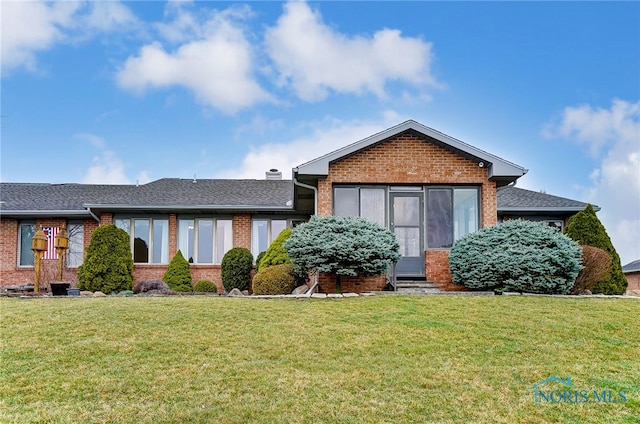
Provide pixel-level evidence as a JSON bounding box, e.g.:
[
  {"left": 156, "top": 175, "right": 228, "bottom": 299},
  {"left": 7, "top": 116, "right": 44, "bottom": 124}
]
[{"left": 294, "top": 120, "right": 527, "bottom": 183}]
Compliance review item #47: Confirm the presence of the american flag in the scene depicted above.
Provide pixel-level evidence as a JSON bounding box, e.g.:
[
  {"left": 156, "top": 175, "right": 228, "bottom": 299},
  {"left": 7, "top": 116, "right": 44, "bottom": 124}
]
[{"left": 43, "top": 227, "right": 59, "bottom": 260}]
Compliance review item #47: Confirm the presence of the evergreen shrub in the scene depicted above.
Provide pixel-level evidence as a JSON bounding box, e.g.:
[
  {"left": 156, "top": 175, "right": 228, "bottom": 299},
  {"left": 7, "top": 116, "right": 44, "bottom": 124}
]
[
  {"left": 285, "top": 216, "right": 400, "bottom": 293},
  {"left": 564, "top": 205, "right": 627, "bottom": 294},
  {"left": 572, "top": 246, "right": 611, "bottom": 295},
  {"left": 194, "top": 280, "right": 218, "bottom": 293},
  {"left": 449, "top": 220, "right": 582, "bottom": 294},
  {"left": 221, "top": 247, "right": 253, "bottom": 292},
  {"left": 257, "top": 228, "right": 292, "bottom": 271},
  {"left": 78, "top": 224, "right": 133, "bottom": 294},
  {"left": 255, "top": 251, "right": 266, "bottom": 270},
  {"left": 252, "top": 263, "right": 297, "bottom": 295},
  {"left": 163, "top": 251, "right": 193, "bottom": 292}
]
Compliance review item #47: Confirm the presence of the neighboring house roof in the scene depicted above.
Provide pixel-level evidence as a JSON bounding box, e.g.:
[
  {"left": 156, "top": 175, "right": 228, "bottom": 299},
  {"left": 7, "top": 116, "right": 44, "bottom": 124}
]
[
  {"left": 497, "top": 186, "right": 599, "bottom": 214},
  {"left": 0, "top": 179, "right": 294, "bottom": 217},
  {"left": 294, "top": 119, "right": 528, "bottom": 185},
  {"left": 622, "top": 260, "right": 640, "bottom": 274}
]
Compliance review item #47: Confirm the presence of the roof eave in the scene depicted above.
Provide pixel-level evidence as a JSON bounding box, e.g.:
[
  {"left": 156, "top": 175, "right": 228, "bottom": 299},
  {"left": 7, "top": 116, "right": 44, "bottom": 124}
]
[
  {"left": 0, "top": 210, "right": 92, "bottom": 218},
  {"left": 82, "top": 204, "right": 294, "bottom": 212},
  {"left": 497, "top": 206, "right": 600, "bottom": 213}
]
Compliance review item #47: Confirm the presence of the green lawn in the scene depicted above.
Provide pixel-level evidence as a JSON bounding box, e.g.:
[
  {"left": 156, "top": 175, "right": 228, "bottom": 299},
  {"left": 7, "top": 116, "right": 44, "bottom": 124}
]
[{"left": 1, "top": 295, "right": 638, "bottom": 423}]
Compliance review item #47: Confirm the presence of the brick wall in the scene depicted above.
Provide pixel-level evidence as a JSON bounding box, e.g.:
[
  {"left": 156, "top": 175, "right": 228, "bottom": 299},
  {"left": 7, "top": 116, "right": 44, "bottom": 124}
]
[
  {"left": 316, "top": 130, "right": 497, "bottom": 288},
  {"left": 233, "top": 214, "right": 251, "bottom": 250},
  {"left": 626, "top": 272, "right": 640, "bottom": 293},
  {"left": 317, "top": 273, "right": 386, "bottom": 294}
]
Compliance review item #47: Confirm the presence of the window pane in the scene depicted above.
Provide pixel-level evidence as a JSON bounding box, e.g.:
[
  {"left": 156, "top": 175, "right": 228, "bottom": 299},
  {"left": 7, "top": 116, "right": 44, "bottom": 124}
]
[
  {"left": 19, "top": 224, "right": 35, "bottom": 266},
  {"left": 393, "top": 196, "right": 420, "bottom": 226},
  {"left": 454, "top": 189, "right": 478, "bottom": 241},
  {"left": 271, "top": 220, "right": 287, "bottom": 240},
  {"left": 427, "top": 189, "right": 453, "bottom": 248},
  {"left": 252, "top": 220, "right": 269, "bottom": 257},
  {"left": 216, "top": 220, "right": 233, "bottom": 264},
  {"left": 360, "top": 189, "right": 386, "bottom": 226},
  {"left": 115, "top": 218, "right": 130, "bottom": 235},
  {"left": 153, "top": 219, "right": 169, "bottom": 264},
  {"left": 395, "top": 227, "right": 421, "bottom": 257},
  {"left": 197, "top": 220, "right": 214, "bottom": 264},
  {"left": 133, "top": 219, "right": 149, "bottom": 263},
  {"left": 67, "top": 223, "right": 84, "bottom": 268},
  {"left": 334, "top": 187, "right": 359, "bottom": 216},
  {"left": 178, "top": 219, "right": 195, "bottom": 263}
]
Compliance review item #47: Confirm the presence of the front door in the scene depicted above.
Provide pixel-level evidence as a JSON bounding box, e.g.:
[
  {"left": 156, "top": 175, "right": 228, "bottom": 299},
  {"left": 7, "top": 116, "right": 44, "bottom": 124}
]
[{"left": 390, "top": 192, "right": 424, "bottom": 277}]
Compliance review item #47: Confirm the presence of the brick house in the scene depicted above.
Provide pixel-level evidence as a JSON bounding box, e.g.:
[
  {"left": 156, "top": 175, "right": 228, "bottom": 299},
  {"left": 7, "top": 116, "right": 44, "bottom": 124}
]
[{"left": 0, "top": 120, "right": 596, "bottom": 293}]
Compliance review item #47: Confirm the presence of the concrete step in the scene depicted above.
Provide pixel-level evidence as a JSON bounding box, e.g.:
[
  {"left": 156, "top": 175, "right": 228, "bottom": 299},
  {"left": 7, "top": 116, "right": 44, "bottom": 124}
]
[
  {"left": 396, "top": 286, "right": 442, "bottom": 294},
  {"left": 395, "top": 281, "right": 439, "bottom": 289}
]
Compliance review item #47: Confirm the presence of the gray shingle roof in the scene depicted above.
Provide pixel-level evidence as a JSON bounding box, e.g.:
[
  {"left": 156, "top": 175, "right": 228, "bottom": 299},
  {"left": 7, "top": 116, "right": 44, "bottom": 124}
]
[
  {"left": 497, "top": 186, "right": 598, "bottom": 212},
  {"left": 622, "top": 260, "right": 640, "bottom": 274},
  {"left": 0, "top": 179, "right": 294, "bottom": 216}
]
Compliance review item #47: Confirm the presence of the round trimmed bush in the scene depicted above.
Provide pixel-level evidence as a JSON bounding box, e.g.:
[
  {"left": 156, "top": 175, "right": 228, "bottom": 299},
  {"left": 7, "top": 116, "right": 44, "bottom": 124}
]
[
  {"left": 221, "top": 247, "right": 253, "bottom": 292},
  {"left": 78, "top": 224, "right": 133, "bottom": 294},
  {"left": 252, "top": 263, "right": 297, "bottom": 295},
  {"left": 449, "top": 220, "right": 582, "bottom": 294},
  {"left": 195, "top": 280, "right": 218, "bottom": 293},
  {"left": 163, "top": 250, "right": 193, "bottom": 292}
]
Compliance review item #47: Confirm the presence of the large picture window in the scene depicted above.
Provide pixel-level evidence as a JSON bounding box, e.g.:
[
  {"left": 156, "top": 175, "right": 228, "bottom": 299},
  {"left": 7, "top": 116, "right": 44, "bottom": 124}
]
[
  {"left": 427, "top": 187, "right": 479, "bottom": 248},
  {"left": 178, "top": 218, "right": 233, "bottom": 264},
  {"left": 251, "top": 219, "right": 288, "bottom": 258},
  {"left": 334, "top": 186, "right": 386, "bottom": 226},
  {"left": 18, "top": 222, "right": 36, "bottom": 267},
  {"left": 116, "top": 217, "right": 169, "bottom": 264}
]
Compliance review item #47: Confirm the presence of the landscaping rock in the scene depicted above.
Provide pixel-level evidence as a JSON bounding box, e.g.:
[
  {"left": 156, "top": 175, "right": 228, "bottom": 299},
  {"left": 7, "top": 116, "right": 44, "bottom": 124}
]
[
  {"left": 242, "top": 290, "right": 249, "bottom": 296},
  {"left": 228, "top": 288, "right": 244, "bottom": 297},
  {"left": 292, "top": 285, "right": 309, "bottom": 295},
  {"left": 80, "top": 291, "right": 93, "bottom": 296},
  {"left": 93, "top": 291, "right": 107, "bottom": 297},
  {"left": 581, "top": 289, "right": 593, "bottom": 295},
  {"left": 134, "top": 279, "right": 170, "bottom": 294}
]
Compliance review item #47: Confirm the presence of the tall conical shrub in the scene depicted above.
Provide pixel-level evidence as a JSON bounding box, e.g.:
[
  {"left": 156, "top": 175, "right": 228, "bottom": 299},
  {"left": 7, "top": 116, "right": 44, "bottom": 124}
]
[
  {"left": 163, "top": 250, "right": 193, "bottom": 292},
  {"left": 564, "top": 205, "right": 627, "bottom": 294},
  {"left": 78, "top": 224, "right": 133, "bottom": 294}
]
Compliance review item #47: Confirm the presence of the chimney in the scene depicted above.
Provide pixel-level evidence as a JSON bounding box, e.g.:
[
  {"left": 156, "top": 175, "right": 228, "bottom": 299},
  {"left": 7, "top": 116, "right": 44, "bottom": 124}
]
[{"left": 265, "top": 168, "right": 282, "bottom": 180}]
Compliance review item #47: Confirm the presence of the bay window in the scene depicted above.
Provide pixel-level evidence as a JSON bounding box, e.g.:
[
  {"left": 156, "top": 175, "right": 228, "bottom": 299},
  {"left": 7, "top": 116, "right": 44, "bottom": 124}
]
[
  {"left": 178, "top": 218, "right": 233, "bottom": 264},
  {"left": 116, "top": 217, "right": 169, "bottom": 264}
]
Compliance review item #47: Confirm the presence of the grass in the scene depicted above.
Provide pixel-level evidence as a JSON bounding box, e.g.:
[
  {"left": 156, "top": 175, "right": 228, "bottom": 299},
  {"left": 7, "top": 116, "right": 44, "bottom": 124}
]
[{"left": 1, "top": 295, "right": 639, "bottom": 423}]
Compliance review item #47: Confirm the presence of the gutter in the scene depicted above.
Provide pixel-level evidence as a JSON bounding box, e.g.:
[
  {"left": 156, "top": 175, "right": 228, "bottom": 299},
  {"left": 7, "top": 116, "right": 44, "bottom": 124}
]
[
  {"left": 292, "top": 170, "right": 318, "bottom": 216},
  {"left": 86, "top": 207, "right": 100, "bottom": 222}
]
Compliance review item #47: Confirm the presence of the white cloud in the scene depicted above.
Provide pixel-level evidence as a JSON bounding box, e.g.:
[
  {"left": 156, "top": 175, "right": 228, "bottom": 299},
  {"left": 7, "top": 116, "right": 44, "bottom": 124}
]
[
  {"left": 1, "top": 1, "right": 80, "bottom": 73},
  {"left": 1, "top": 1, "right": 138, "bottom": 74},
  {"left": 264, "top": 1, "right": 438, "bottom": 102},
  {"left": 215, "top": 115, "right": 401, "bottom": 180},
  {"left": 547, "top": 99, "right": 640, "bottom": 264},
  {"left": 82, "top": 151, "right": 130, "bottom": 185},
  {"left": 116, "top": 5, "right": 272, "bottom": 114}
]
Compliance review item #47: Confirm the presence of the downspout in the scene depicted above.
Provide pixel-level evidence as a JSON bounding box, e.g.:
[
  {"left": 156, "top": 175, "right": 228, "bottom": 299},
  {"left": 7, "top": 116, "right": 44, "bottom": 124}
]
[
  {"left": 86, "top": 207, "right": 100, "bottom": 223},
  {"left": 292, "top": 172, "right": 318, "bottom": 216},
  {"left": 293, "top": 170, "right": 319, "bottom": 294}
]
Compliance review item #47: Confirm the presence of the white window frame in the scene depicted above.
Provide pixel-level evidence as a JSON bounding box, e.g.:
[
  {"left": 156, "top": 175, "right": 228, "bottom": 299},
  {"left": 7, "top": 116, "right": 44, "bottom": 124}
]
[
  {"left": 115, "top": 216, "right": 169, "bottom": 264},
  {"left": 18, "top": 222, "right": 36, "bottom": 267},
  {"left": 251, "top": 218, "right": 289, "bottom": 259}
]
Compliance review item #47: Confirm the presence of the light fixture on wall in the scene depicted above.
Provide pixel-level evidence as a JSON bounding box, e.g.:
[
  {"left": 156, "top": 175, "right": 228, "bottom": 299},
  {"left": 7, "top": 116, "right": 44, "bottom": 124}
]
[{"left": 478, "top": 162, "right": 485, "bottom": 168}]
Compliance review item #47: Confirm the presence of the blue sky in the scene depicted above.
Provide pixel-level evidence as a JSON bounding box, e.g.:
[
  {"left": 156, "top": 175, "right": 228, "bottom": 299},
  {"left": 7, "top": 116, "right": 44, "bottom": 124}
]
[{"left": 1, "top": 1, "right": 639, "bottom": 264}]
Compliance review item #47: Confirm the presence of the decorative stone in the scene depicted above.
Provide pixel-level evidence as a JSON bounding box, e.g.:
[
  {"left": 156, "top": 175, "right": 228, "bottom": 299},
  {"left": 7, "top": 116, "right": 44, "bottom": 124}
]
[
  {"left": 134, "top": 279, "right": 170, "bottom": 294},
  {"left": 80, "top": 291, "right": 93, "bottom": 296},
  {"left": 311, "top": 293, "right": 327, "bottom": 299},
  {"left": 93, "top": 291, "right": 107, "bottom": 297},
  {"left": 581, "top": 289, "right": 593, "bottom": 295},
  {"left": 292, "top": 285, "right": 309, "bottom": 295},
  {"left": 228, "top": 288, "right": 244, "bottom": 297},
  {"left": 342, "top": 292, "right": 359, "bottom": 298},
  {"left": 327, "top": 293, "right": 343, "bottom": 298}
]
